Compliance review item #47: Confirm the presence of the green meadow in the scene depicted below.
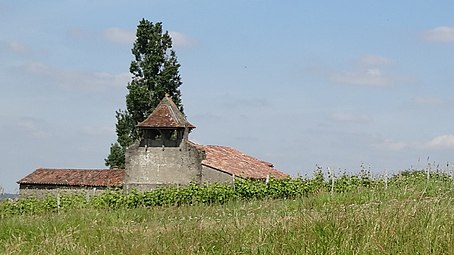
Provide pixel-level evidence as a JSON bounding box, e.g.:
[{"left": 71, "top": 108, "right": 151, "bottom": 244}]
[{"left": 1, "top": 170, "right": 454, "bottom": 254}]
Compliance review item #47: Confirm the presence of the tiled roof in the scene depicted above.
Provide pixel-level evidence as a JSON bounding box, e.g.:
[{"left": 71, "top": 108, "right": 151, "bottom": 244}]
[
  {"left": 17, "top": 146, "right": 287, "bottom": 187},
  {"left": 17, "top": 168, "right": 125, "bottom": 187},
  {"left": 197, "top": 145, "right": 289, "bottom": 180},
  {"left": 137, "top": 94, "right": 195, "bottom": 129}
]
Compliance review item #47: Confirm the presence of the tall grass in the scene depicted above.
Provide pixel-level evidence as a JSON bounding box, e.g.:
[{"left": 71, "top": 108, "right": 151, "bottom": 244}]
[{"left": 1, "top": 170, "right": 453, "bottom": 254}]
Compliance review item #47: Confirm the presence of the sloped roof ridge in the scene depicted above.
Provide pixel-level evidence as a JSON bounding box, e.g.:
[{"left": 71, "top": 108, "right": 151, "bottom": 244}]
[
  {"left": 17, "top": 168, "right": 125, "bottom": 187},
  {"left": 137, "top": 94, "right": 195, "bottom": 128},
  {"left": 194, "top": 143, "right": 288, "bottom": 179}
]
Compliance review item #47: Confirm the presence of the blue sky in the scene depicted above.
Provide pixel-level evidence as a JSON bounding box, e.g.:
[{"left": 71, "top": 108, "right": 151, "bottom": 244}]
[{"left": 1, "top": 1, "right": 454, "bottom": 192}]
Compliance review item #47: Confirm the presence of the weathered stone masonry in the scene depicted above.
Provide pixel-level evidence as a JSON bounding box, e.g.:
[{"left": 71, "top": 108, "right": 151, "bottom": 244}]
[
  {"left": 17, "top": 95, "right": 288, "bottom": 196},
  {"left": 124, "top": 94, "right": 205, "bottom": 191},
  {"left": 125, "top": 141, "right": 205, "bottom": 191}
]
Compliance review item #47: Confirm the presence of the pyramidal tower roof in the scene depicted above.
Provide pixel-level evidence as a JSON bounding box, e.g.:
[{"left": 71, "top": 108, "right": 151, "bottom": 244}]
[{"left": 137, "top": 94, "right": 195, "bottom": 129}]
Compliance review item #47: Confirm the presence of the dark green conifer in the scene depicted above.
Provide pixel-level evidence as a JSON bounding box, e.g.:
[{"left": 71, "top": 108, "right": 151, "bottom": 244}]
[{"left": 106, "top": 19, "right": 183, "bottom": 168}]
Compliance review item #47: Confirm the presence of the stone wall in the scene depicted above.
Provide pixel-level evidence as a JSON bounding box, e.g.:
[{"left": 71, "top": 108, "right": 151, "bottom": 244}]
[
  {"left": 124, "top": 140, "right": 205, "bottom": 192},
  {"left": 201, "top": 165, "right": 234, "bottom": 183},
  {"left": 19, "top": 184, "right": 111, "bottom": 198}
]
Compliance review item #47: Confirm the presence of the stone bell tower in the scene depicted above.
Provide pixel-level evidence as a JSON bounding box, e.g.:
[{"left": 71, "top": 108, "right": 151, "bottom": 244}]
[
  {"left": 124, "top": 94, "right": 204, "bottom": 191},
  {"left": 137, "top": 94, "right": 195, "bottom": 148}
]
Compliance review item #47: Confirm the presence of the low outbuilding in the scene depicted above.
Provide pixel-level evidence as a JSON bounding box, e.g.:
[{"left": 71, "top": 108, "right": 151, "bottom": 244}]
[{"left": 18, "top": 95, "right": 288, "bottom": 196}]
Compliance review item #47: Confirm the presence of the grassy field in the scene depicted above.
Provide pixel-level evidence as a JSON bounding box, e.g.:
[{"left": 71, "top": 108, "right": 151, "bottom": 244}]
[{"left": 1, "top": 171, "right": 454, "bottom": 254}]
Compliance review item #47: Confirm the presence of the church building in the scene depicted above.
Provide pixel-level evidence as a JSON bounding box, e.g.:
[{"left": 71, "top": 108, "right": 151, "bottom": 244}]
[{"left": 18, "top": 95, "right": 288, "bottom": 196}]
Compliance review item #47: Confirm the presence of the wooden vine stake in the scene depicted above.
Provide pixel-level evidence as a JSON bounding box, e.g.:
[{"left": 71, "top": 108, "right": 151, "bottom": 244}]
[
  {"left": 384, "top": 169, "right": 388, "bottom": 190},
  {"left": 329, "top": 167, "right": 335, "bottom": 194},
  {"left": 56, "top": 193, "right": 60, "bottom": 212}
]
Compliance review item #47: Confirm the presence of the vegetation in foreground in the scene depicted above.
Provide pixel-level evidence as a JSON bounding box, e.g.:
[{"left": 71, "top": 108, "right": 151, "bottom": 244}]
[{"left": 1, "top": 170, "right": 454, "bottom": 254}]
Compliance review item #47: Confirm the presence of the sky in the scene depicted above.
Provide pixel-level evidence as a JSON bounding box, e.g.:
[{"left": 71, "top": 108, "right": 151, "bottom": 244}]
[{"left": 1, "top": 1, "right": 454, "bottom": 192}]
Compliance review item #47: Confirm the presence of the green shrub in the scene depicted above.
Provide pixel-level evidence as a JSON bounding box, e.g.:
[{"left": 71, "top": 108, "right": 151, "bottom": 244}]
[{"left": 1, "top": 169, "right": 453, "bottom": 216}]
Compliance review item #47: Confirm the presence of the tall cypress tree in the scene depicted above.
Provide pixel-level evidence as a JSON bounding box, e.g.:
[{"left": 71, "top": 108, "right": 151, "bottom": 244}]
[{"left": 105, "top": 19, "right": 183, "bottom": 168}]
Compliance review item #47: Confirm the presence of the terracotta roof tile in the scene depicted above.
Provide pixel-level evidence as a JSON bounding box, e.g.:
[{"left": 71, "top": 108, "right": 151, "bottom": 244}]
[
  {"left": 137, "top": 95, "right": 195, "bottom": 129},
  {"left": 197, "top": 145, "right": 289, "bottom": 180},
  {"left": 18, "top": 146, "right": 287, "bottom": 187},
  {"left": 17, "top": 168, "right": 125, "bottom": 187}
]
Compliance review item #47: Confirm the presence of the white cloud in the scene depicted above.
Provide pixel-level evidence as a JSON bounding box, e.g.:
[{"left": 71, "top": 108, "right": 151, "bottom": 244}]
[
  {"left": 330, "top": 55, "right": 396, "bottom": 87},
  {"left": 102, "top": 28, "right": 135, "bottom": 45},
  {"left": 413, "top": 96, "right": 443, "bottom": 106},
  {"left": 331, "top": 68, "right": 393, "bottom": 87},
  {"left": 218, "top": 95, "right": 272, "bottom": 109},
  {"left": 15, "top": 118, "right": 51, "bottom": 139},
  {"left": 375, "top": 134, "right": 454, "bottom": 151},
  {"left": 24, "top": 62, "right": 130, "bottom": 92},
  {"left": 375, "top": 139, "right": 407, "bottom": 151},
  {"left": 25, "top": 62, "right": 48, "bottom": 73},
  {"left": 79, "top": 126, "right": 115, "bottom": 137},
  {"left": 169, "top": 31, "right": 196, "bottom": 48},
  {"left": 0, "top": 40, "right": 29, "bottom": 54},
  {"left": 330, "top": 112, "right": 371, "bottom": 124},
  {"left": 359, "top": 55, "right": 393, "bottom": 66},
  {"left": 6, "top": 41, "right": 28, "bottom": 53},
  {"left": 423, "top": 26, "right": 454, "bottom": 43},
  {"left": 99, "top": 28, "right": 196, "bottom": 48},
  {"left": 426, "top": 134, "right": 454, "bottom": 149}
]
